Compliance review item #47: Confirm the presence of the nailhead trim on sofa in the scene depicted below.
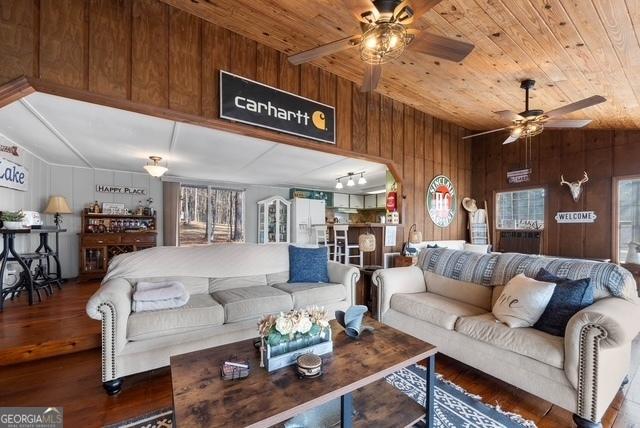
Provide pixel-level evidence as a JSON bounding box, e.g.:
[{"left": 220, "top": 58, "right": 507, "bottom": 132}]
[
  {"left": 577, "top": 323, "right": 607, "bottom": 422},
  {"left": 97, "top": 302, "right": 117, "bottom": 382}
]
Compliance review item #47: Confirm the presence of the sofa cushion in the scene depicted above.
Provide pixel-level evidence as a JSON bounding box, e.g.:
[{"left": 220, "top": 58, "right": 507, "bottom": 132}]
[
  {"left": 533, "top": 268, "right": 594, "bottom": 337},
  {"left": 456, "top": 312, "right": 565, "bottom": 369},
  {"left": 288, "top": 246, "right": 329, "bottom": 283},
  {"left": 212, "top": 286, "right": 293, "bottom": 323},
  {"left": 425, "top": 271, "right": 493, "bottom": 311},
  {"left": 390, "top": 292, "right": 487, "bottom": 330},
  {"left": 272, "top": 282, "right": 346, "bottom": 308},
  {"left": 209, "top": 275, "right": 267, "bottom": 293},
  {"left": 492, "top": 273, "right": 556, "bottom": 328},
  {"left": 267, "top": 271, "right": 289, "bottom": 285},
  {"left": 127, "top": 293, "right": 224, "bottom": 341}
]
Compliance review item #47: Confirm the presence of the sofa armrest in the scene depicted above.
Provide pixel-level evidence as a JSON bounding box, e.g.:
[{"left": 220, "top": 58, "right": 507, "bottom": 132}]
[
  {"left": 86, "top": 278, "right": 133, "bottom": 382},
  {"left": 564, "top": 297, "right": 640, "bottom": 422},
  {"left": 328, "top": 261, "right": 360, "bottom": 306},
  {"left": 372, "top": 266, "right": 426, "bottom": 320}
]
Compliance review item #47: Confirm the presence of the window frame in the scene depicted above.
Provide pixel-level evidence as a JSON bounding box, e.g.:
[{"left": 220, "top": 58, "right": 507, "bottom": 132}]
[
  {"left": 179, "top": 184, "right": 247, "bottom": 246},
  {"left": 612, "top": 174, "right": 640, "bottom": 264},
  {"left": 494, "top": 186, "right": 547, "bottom": 232}
]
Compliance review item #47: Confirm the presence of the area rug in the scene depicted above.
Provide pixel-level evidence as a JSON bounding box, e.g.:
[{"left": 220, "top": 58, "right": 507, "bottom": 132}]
[{"left": 107, "top": 363, "right": 537, "bottom": 428}]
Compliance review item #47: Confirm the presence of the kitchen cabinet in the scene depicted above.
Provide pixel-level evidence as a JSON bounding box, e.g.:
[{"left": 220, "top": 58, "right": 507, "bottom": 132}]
[
  {"left": 377, "top": 193, "right": 387, "bottom": 208},
  {"left": 349, "top": 195, "right": 364, "bottom": 209},
  {"left": 333, "top": 193, "right": 349, "bottom": 208},
  {"left": 364, "top": 194, "right": 377, "bottom": 209}
]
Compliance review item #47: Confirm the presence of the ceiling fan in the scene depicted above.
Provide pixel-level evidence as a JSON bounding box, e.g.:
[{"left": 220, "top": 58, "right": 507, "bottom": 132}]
[
  {"left": 288, "top": 0, "right": 475, "bottom": 92},
  {"left": 463, "top": 79, "right": 607, "bottom": 144}
]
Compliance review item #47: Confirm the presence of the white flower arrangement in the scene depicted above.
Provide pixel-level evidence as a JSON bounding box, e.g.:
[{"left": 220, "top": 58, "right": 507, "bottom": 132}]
[{"left": 258, "top": 306, "right": 329, "bottom": 347}]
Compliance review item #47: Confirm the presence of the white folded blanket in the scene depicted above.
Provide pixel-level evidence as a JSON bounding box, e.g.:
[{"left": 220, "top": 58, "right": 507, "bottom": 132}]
[{"left": 132, "top": 281, "right": 189, "bottom": 312}]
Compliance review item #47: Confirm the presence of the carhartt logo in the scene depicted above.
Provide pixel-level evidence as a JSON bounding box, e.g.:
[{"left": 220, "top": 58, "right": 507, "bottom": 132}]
[{"left": 312, "top": 111, "right": 326, "bottom": 130}]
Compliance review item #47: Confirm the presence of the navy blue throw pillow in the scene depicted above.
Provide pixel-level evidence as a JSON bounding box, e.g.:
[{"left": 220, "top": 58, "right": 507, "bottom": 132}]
[
  {"left": 533, "top": 268, "right": 594, "bottom": 337},
  {"left": 426, "top": 244, "right": 440, "bottom": 249},
  {"left": 288, "top": 246, "right": 330, "bottom": 283}
]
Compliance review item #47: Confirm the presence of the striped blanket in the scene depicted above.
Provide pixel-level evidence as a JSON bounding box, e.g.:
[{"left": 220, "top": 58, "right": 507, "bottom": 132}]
[{"left": 417, "top": 248, "right": 639, "bottom": 302}]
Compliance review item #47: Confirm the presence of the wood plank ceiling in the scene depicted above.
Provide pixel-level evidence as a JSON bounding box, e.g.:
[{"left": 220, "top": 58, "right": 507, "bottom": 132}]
[{"left": 161, "top": 0, "right": 640, "bottom": 131}]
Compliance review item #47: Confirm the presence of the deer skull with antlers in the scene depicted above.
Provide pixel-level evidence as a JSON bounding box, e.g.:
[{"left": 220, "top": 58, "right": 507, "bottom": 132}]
[{"left": 560, "top": 172, "right": 589, "bottom": 202}]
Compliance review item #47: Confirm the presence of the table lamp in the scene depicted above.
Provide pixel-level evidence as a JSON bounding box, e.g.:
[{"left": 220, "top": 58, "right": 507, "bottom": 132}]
[
  {"left": 45, "top": 196, "right": 72, "bottom": 228},
  {"left": 402, "top": 224, "right": 423, "bottom": 256}
]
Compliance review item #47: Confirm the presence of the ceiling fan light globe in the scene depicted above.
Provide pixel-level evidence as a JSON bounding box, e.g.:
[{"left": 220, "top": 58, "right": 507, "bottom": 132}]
[{"left": 360, "top": 22, "right": 406, "bottom": 64}]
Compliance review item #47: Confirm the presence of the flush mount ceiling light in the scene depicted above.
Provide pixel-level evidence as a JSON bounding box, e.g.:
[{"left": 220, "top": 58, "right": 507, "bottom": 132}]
[
  {"left": 144, "top": 156, "right": 168, "bottom": 178},
  {"left": 358, "top": 173, "right": 367, "bottom": 185},
  {"left": 335, "top": 179, "right": 344, "bottom": 190}
]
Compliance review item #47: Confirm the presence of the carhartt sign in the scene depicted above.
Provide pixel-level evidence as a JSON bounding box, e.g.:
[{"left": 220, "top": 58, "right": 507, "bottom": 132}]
[
  {"left": 220, "top": 70, "right": 336, "bottom": 144},
  {"left": 96, "top": 185, "right": 146, "bottom": 195},
  {"left": 555, "top": 211, "right": 597, "bottom": 224}
]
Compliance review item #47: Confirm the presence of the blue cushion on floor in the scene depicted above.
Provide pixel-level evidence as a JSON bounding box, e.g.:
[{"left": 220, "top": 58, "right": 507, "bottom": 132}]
[
  {"left": 533, "top": 268, "right": 594, "bottom": 337},
  {"left": 288, "top": 246, "right": 329, "bottom": 283}
]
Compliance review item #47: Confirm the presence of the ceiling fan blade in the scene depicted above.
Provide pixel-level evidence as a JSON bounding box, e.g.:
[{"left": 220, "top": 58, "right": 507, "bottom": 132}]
[
  {"left": 360, "top": 64, "right": 382, "bottom": 92},
  {"left": 462, "top": 127, "right": 508, "bottom": 139},
  {"left": 408, "top": 0, "right": 444, "bottom": 20},
  {"left": 343, "top": 0, "right": 379, "bottom": 23},
  {"left": 503, "top": 127, "right": 522, "bottom": 144},
  {"left": 495, "top": 110, "right": 525, "bottom": 122},
  {"left": 288, "top": 36, "right": 361, "bottom": 65},
  {"left": 545, "top": 95, "right": 606, "bottom": 118},
  {"left": 408, "top": 31, "right": 475, "bottom": 62},
  {"left": 544, "top": 119, "right": 592, "bottom": 128}
]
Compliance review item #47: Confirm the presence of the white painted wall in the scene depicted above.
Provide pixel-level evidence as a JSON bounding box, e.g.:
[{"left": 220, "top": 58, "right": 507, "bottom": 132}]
[{"left": 0, "top": 150, "right": 163, "bottom": 278}]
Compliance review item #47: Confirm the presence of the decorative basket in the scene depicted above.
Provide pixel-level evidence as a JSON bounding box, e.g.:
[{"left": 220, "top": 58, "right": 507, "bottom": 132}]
[{"left": 262, "top": 328, "right": 332, "bottom": 372}]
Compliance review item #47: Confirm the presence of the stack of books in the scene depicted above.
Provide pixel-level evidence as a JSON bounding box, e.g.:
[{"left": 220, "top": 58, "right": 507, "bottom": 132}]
[{"left": 220, "top": 358, "right": 250, "bottom": 380}]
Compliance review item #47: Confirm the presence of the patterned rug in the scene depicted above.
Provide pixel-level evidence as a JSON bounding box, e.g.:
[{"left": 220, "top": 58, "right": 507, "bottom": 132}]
[{"left": 107, "top": 364, "right": 537, "bottom": 428}]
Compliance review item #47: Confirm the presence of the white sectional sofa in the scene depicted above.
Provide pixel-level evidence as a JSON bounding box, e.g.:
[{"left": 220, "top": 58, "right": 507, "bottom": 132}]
[
  {"left": 86, "top": 243, "right": 359, "bottom": 394},
  {"left": 373, "top": 248, "right": 640, "bottom": 428}
]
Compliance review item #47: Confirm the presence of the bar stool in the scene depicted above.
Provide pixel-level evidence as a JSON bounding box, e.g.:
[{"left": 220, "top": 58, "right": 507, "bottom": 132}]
[
  {"left": 313, "top": 225, "right": 333, "bottom": 260},
  {"left": 333, "top": 225, "right": 363, "bottom": 267}
]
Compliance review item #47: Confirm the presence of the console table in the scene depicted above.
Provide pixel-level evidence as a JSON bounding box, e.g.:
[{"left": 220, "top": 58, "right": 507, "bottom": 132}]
[{"left": 0, "top": 227, "right": 66, "bottom": 311}]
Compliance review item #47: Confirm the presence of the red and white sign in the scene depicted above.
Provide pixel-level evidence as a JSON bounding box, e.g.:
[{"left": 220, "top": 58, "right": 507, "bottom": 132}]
[{"left": 427, "top": 175, "right": 457, "bottom": 228}]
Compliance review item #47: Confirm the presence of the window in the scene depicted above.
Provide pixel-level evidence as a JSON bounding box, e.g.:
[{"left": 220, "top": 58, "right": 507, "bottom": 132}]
[
  {"left": 496, "top": 188, "right": 545, "bottom": 230},
  {"left": 617, "top": 177, "right": 640, "bottom": 263},
  {"left": 179, "top": 185, "right": 245, "bottom": 245}
]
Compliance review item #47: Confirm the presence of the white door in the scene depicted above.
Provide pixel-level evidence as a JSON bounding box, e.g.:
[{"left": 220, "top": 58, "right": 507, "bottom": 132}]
[
  {"left": 364, "top": 194, "right": 377, "bottom": 209},
  {"left": 333, "top": 193, "right": 349, "bottom": 208},
  {"left": 309, "top": 199, "right": 326, "bottom": 225}
]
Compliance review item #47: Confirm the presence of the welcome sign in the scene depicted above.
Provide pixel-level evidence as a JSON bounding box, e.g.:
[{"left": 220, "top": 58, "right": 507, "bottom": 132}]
[
  {"left": 0, "top": 156, "right": 28, "bottom": 191},
  {"left": 220, "top": 71, "right": 336, "bottom": 144}
]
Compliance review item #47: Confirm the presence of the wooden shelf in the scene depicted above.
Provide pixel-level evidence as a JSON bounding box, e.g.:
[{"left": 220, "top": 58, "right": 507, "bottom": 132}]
[{"left": 84, "top": 213, "right": 155, "bottom": 219}]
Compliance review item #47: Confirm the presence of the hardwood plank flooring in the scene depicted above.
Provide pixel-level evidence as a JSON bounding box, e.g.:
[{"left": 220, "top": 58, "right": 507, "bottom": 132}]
[{"left": 0, "top": 279, "right": 637, "bottom": 427}]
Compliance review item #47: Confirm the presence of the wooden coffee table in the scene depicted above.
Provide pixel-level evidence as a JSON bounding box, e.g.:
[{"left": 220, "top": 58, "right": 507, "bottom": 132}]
[{"left": 171, "top": 318, "right": 437, "bottom": 428}]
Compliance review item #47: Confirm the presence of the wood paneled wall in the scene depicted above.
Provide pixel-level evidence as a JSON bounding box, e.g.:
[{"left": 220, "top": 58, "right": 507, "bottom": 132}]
[
  {"left": 0, "top": 0, "right": 472, "bottom": 242},
  {"left": 471, "top": 129, "right": 640, "bottom": 261}
]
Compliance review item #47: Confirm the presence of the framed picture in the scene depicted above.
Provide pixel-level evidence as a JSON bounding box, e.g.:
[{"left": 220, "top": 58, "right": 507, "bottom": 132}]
[{"left": 102, "top": 202, "right": 126, "bottom": 215}]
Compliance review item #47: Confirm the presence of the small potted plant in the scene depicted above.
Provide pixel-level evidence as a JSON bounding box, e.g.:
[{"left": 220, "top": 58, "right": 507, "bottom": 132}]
[{"left": 1, "top": 211, "right": 25, "bottom": 229}]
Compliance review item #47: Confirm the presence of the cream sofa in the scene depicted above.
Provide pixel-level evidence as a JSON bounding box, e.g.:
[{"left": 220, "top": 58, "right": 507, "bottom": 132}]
[
  {"left": 373, "top": 249, "right": 640, "bottom": 428},
  {"left": 86, "top": 243, "right": 359, "bottom": 394}
]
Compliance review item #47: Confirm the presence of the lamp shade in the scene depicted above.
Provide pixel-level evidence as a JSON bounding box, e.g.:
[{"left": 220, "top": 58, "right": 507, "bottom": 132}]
[
  {"left": 409, "top": 230, "right": 423, "bottom": 244},
  {"left": 44, "top": 196, "right": 72, "bottom": 214}
]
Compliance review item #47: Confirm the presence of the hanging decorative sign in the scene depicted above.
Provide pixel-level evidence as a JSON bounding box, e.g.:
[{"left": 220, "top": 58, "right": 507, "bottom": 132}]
[
  {"left": 507, "top": 168, "right": 531, "bottom": 184},
  {"left": 96, "top": 185, "right": 146, "bottom": 195},
  {"left": 0, "top": 156, "right": 28, "bottom": 191},
  {"left": 427, "top": 175, "right": 457, "bottom": 228},
  {"left": 0, "top": 144, "right": 18, "bottom": 157},
  {"left": 555, "top": 211, "right": 597, "bottom": 224},
  {"left": 220, "top": 70, "right": 335, "bottom": 144}
]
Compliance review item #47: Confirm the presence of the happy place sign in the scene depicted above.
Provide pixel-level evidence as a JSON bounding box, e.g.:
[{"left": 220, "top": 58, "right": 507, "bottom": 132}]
[
  {"left": 0, "top": 157, "right": 28, "bottom": 191},
  {"left": 96, "top": 185, "right": 146, "bottom": 195},
  {"left": 220, "top": 70, "right": 336, "bottom": 144}
]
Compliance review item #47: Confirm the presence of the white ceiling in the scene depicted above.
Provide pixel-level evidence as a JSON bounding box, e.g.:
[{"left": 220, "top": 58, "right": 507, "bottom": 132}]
[{"left": 0, "top": 92, "right": 387, "bottom": 193}]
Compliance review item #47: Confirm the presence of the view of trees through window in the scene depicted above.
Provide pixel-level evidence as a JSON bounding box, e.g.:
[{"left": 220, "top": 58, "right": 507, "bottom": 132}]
[
  {"left": 179, "top": 185, "right": 245, "bottom": 245},
  {"left": 618, "top": 177, "right": 640, "bottom": 262},
  {"left": 496, "top": 188, "right": 545, "bottom": 230}
]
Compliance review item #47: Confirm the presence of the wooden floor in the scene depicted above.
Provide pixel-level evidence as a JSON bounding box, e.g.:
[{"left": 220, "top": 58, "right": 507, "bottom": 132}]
[{"left": 0, "top": 279, "right": 638, "bottom": 427}]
